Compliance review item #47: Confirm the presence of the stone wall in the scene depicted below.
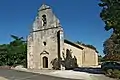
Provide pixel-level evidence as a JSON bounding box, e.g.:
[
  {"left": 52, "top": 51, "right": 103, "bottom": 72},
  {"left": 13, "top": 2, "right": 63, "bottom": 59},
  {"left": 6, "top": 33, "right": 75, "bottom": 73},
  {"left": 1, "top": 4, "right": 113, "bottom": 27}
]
[
  {"left": 64, "top": 42, "right": 83, "bottom": 67},
  {"left": 27, "top": 4, "right": 63, "bottom": 69},
  {"left": 78, "top": 44, "right": 98, "bottom": 67}
]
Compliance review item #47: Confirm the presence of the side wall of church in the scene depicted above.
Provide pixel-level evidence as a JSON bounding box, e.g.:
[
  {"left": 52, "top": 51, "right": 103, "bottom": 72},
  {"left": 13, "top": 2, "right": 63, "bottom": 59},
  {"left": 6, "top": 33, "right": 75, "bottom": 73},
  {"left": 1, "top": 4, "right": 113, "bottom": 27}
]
[
  {"left": 63, "top": 43, "right": 83, "bottom": 67},
  {"left": 82, "top": 47, "right": 98, "bottom": 67}
]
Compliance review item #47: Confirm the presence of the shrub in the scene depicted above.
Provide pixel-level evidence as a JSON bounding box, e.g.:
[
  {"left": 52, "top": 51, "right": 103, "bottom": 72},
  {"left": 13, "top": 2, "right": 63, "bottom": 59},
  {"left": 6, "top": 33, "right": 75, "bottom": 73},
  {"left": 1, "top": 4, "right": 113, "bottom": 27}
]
[
  {"left": 105, "top": 69, "right": 113, "bottom": 77},
  {"left": 51, "top": 56, "right": 78, "bottom": 70},
  {"left": 51, "top": 49, "right": 78, "bottom": 70},
  {"left": 65, "top": 56, "right": 78, "bottom": 70},
  {"left": 112, "top": 69, "right": 120, "bottom": 79},
  {"left": 104, "top": 69, "right": 120, "bottom": 79},
  {"left": 51, "top": 58, "right": 60, "bottom": 70}
]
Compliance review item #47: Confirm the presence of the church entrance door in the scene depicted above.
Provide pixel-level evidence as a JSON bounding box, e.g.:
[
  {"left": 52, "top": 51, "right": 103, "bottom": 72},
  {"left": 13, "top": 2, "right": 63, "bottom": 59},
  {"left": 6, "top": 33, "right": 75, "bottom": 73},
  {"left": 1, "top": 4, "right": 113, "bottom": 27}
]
[{"left": 43, "top": 56, "right": 48, "bottom": 68}]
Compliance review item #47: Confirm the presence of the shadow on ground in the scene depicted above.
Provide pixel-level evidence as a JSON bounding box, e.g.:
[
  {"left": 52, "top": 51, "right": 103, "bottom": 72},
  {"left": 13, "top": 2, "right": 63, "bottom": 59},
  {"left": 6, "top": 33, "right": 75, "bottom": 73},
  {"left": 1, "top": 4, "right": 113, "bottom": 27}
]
[
  {"left": 0, "top": 69, "right": 82, "bottom": 80},
  {"left": 73, "top": 67, "right": 104, "bottom": 74}
]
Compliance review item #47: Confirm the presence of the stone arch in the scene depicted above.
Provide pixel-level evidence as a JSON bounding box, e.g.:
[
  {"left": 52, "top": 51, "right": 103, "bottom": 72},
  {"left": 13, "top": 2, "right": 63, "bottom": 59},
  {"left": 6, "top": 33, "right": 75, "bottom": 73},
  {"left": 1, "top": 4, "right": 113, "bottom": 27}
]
[
  {"left": 43, "top": 56, "right": 48, "bottom": 68},
  {"left": 40, "top": 51, "right": 49, "bottom": 55}
]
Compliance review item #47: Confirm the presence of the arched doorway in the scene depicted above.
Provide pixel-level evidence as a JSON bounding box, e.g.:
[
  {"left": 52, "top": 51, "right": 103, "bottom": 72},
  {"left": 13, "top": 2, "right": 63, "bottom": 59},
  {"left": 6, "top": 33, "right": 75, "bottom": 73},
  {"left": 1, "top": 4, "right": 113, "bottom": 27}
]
[{"left": 43, "top": 56, "right": 48, "bottom": 68}]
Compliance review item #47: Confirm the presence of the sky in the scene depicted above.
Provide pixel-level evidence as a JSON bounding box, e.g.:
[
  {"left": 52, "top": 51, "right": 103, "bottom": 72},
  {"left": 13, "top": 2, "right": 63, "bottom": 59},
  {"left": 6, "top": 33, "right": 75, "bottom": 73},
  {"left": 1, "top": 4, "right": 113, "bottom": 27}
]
[{"left": 0, "top": 0, "right": 112, "bottom": 55}]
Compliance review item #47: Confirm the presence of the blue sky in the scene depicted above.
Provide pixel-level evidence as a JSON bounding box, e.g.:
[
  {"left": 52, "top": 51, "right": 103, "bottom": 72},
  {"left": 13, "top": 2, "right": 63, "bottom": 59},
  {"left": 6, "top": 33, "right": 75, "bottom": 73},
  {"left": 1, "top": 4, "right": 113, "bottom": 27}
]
[{"left": 0, "top": 0, "right": 112, "bottom": 55}]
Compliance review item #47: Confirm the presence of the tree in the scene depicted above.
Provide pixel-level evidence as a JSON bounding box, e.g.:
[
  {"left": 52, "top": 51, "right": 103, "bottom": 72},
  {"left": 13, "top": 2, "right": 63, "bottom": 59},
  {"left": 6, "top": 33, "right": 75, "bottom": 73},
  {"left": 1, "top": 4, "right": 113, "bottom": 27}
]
[
  {"left": 51, "top": 58, "right": 60, "bottom": 70},
  {"left": 103, "top": 33, "right": 120, "bottom": 61},
  {"left": 51, "top": 50, "right": 78, "bottom": 70},
  {"left": 0, "top": 35, "right": 27, "bottom": 67},
  {"left": 8, "top": 35, "right": 27, "bottom": 67},
  {"left": 0, "top": 44, "right": 9, "bottom": 66},
  {"left": 99, "top": 0, "right": 120, "bottom": 61},
  {"left": 99, "top": 0, "right": 120, "bottom": 33},
  {"left": 64, "top": 49, "right": 78, "bottom": 70},
  {"left": 98, "top": 55, "right": 104, "bottom": 62}
]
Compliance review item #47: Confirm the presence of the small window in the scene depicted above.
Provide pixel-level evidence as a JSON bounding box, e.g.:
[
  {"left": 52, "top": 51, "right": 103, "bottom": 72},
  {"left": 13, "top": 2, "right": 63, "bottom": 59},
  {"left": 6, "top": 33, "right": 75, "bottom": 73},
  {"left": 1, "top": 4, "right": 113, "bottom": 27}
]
[
  {"left": 43, "top": 41, "right": 46, "bottom": 46},
  {"left": 42, "top": 15, "right": 47, "bottom": 26}
]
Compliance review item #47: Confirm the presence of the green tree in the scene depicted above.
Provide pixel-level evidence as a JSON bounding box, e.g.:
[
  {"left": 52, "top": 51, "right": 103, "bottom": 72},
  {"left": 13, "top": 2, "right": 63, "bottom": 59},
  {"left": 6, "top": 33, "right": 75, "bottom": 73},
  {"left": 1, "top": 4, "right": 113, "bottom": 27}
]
[
  {"left": 0, "top": 44, "right": 9, "bottom": 66},
  {"left": 51, "top": 50, "right": 78, "bottom": 70},
  {"left": 64, "top": 49, "right": 78, "bottom": 70},
  {"left": 0, "top": 35, "right": 27, "bottom": 67},
  {"left": 99, "top": 0, "right": 120, "bottom": 61},
  {"left": 103, "top": 33, "right": 120, "bottom": 61},
  {"left": 98, "top": 55, "right": 104, "bottom": 62},
  {"left": 8, "top": 35, "right": 27, "bottom": 67},
  {"left": 50, "top": 58, "right": 60, "bottom": 70},
  {"left": 99, "top": 0, "right": 120, "bottom": 33}
]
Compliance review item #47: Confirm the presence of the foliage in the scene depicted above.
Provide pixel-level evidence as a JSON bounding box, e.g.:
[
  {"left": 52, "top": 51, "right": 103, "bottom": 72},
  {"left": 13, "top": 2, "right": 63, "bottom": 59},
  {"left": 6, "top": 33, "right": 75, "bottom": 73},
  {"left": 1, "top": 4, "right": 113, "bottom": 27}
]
[
  {"left": 51, "top": 58, "right": 60, "bottom": 70},
  {"left": 98, "top": 55, "right": 104, "bottom": 62},
  {"left": 112, "top": 69, "right": 120, "bottom": 79},
  {"left": 9, "top": 35, "right": 27, "bottom": 67},
  {"left": 105, "top": 69, "right": 113, "bottom": 76},
  {"left": 0, "top": 35, "right": 27, "bottom": 67},
  {"left": 99, "top": 0, "right": 120, "bottom": 33},
  {"left": 103, "top": 53, "right": 120, "bottom": 61},
  {"left": 103, "top": 33, "right": 120, "bottom": 61},
  {"left": 64, "top": 50, "right": 78, "bottom": 70},
  {"left": 104, "top": 69, "right": 120, "bottom": 79},
  {"left": 99, "top": 1, "right": 120, "bottom": 78},
  {"left": 51, "top": 50, "right": 78, "bottom": 70},
  {"left": 0, "top": 44, "right": 9, "bottom": 66},
  {"left": 99, "top": 0, "right": 120, "bottom": 61},
  {"left": 76, "top": 41, "right": 98, "bottom": 53}
]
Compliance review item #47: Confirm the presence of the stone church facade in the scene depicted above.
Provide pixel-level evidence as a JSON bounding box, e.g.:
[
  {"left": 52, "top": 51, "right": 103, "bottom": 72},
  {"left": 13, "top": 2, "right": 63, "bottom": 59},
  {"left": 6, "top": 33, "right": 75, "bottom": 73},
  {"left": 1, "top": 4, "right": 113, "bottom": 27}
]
[{"left": 27, "top": 4, "right": 98, "bottom": 69}]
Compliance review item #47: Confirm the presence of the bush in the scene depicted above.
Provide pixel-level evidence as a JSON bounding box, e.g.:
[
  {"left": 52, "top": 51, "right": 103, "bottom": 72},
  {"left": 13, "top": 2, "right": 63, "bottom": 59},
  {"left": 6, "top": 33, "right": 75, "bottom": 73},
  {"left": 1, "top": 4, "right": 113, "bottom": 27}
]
[
  {"left": 51, "top": 49, "right": 78, "bottom": 70},
  {"left": 51, "top": 56, "right": 78, "bottom": 70},
  {"left": 105, "top": 69, "right": 113, "bottom": 77},
  {"left": 65, "top": 56, "right": 78, "bottom": 70},
  {"left": 112, "top": 69, "right": 120, "bottom": 79},
  {"left": 51, "top": 58, "right": 60, "bottom": 70},
  {"left": 104, "top": 69, "right": 120, "bottom": 79}
]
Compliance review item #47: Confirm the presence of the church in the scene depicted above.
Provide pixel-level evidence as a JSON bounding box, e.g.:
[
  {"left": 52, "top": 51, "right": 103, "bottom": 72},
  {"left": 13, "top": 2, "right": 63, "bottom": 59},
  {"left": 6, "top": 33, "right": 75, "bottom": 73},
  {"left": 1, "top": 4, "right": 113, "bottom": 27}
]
[{"left": 27, "top": 4, "right": 98, "bottom": 69}]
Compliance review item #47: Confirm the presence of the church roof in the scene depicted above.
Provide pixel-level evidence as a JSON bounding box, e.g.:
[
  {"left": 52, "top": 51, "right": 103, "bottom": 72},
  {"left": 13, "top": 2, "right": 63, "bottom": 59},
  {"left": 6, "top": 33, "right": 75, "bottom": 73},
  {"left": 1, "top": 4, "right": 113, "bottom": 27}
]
[
  {"left": 39, "top": 4, "right": 51, "bottom": 11},
  {"left": 64, "top": 39, "right": 84, "bottom": 50}
]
